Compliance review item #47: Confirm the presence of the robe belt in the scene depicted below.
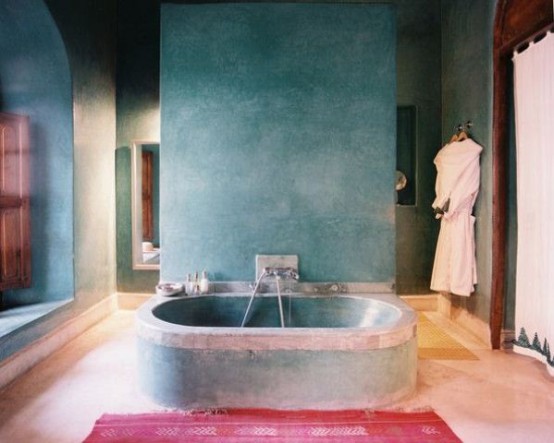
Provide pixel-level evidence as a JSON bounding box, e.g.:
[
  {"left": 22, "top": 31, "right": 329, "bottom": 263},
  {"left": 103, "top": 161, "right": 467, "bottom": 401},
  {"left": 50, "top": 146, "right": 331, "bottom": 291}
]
[{"left": 434, "top": 195, "right": 476, "bottom": 220}]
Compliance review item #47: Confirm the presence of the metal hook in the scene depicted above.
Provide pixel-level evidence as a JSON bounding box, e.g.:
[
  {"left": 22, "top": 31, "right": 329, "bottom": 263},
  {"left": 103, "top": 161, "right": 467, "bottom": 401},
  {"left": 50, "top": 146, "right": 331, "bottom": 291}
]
[{"left": 455, "top": 121, "right": 473, "bottom": 133}]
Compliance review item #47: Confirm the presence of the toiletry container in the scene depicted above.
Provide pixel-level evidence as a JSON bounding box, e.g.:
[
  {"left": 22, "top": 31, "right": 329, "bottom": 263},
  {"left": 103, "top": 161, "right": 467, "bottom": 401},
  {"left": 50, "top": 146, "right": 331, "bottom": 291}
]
[{"left": 200, "top": 270, "right": 209, "bottom": 294}]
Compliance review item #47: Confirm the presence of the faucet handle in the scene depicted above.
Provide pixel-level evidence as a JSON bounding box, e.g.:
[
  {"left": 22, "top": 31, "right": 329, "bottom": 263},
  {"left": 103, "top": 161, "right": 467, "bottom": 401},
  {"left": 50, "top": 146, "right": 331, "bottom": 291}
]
[
  {"left": 280, "top": 267, "right": 299, "bottom": 280},
  {"left": 261, "top": 266, "right": 299, "bottom": 280},
  {"left": 286, "top": 268, "right": 299, "bottom": 280}
]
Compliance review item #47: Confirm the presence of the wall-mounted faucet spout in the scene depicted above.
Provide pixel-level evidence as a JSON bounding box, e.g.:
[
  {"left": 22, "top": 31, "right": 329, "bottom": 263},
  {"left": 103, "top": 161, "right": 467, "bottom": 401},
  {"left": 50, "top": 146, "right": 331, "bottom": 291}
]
[
  {"left": 240, "top": 269, "right": 268, "bottom": 328},
  {"left": 240, "top": 266, "right": 299, "bottom": 328}
]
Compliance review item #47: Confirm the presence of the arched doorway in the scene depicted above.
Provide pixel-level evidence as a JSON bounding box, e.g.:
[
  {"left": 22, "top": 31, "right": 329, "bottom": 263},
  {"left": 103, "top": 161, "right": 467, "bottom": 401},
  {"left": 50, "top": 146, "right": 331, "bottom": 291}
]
[{"left": 491, "top": 0, "right": 553, "bottom": 348}]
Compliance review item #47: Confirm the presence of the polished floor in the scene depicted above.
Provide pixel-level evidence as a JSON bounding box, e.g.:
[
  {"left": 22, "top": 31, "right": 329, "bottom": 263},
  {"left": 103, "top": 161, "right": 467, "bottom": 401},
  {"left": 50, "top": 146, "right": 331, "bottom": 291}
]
[{"left": 0, "top": 310, "right": 553, "bottom": 442}]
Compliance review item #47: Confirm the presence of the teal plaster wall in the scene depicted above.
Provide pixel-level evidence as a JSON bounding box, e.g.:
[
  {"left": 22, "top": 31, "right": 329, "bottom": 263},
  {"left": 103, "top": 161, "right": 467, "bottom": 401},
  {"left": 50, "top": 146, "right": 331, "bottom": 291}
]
[
  {"left": 46, "top": 0, "right": 117, "bottom": 307},
  {"left": 116, "top": 0, "right": 160, "bottom": 293},
  {"left": 0, "top": 0, "right": 117, "bottom": 361},
  {"left": 394, "top": 0, "right": 442, "bottom": 294},
  {"left": 161, "top": 3, "right": 396, "bottom": 283},
  {"left": 113, "top": 0, "right": 443, "bottom": 294},
  {"left": 441, "top": 0, "right": 496, "bottom": 322},
  {"left": 0, "top": 0, "right": 74, "bottom": 306}
]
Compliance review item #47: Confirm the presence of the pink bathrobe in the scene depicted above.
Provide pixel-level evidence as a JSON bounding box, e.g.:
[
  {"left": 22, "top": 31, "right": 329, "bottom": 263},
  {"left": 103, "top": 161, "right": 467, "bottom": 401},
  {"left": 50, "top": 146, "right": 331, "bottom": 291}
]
[{"left": 430, "top": 138, "right": 483, "bottom": 296}]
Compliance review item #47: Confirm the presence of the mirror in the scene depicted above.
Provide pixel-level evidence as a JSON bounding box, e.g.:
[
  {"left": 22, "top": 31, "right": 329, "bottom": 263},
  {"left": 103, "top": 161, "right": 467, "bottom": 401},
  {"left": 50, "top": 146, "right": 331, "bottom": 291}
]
[{"left": 131, "top": 141, "right": 160, "bottom": 270}]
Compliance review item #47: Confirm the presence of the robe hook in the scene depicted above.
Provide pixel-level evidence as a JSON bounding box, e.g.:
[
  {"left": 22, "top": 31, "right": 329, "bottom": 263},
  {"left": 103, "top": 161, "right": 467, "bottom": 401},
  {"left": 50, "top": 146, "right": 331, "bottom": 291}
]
[{"left": 455, "top": 121, "right": 473, "bottom": 133}]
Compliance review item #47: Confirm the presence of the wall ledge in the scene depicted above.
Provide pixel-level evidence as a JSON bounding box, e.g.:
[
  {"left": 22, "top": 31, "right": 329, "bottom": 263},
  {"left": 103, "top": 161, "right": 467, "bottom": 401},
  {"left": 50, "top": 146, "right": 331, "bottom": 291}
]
[{"left": 0, "top": 294, "right": 118, "bottom": 392}]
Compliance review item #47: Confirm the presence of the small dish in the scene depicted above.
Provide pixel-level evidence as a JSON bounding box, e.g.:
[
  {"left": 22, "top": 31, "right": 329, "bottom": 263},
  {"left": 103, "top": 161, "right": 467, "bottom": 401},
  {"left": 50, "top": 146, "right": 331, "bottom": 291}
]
[{"left": 155, "top": 282, "right": 184, "bottom": 297}]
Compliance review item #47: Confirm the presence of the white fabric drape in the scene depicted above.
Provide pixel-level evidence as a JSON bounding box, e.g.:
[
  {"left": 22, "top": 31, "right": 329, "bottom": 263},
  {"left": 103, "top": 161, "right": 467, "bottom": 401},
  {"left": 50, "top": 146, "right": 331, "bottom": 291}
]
[{"left": 513, "top": 31, "right": 554, "bottom": 376}]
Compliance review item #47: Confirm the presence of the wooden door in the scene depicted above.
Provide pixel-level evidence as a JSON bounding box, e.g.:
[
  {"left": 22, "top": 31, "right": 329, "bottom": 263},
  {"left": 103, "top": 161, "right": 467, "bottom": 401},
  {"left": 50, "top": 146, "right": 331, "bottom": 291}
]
[
  {"left": 141, "top": 150, "right": 153, "bottom": 242},
  {"left": 0, "top": 112, "right": 31, "bottom": 290}
]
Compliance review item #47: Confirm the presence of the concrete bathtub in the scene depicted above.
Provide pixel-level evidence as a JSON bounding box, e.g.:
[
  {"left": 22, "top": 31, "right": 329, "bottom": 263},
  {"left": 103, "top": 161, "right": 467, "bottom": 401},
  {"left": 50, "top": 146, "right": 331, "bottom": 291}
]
[{"left": 136, "top": 293, "right": 417, "bottom": 410}]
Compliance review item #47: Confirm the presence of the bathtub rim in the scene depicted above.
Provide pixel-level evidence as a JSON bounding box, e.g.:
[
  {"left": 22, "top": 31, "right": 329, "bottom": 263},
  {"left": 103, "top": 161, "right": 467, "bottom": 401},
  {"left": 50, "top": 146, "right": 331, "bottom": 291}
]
[{"left": 136, "top": 293, "right": 417, "bottom": 351}]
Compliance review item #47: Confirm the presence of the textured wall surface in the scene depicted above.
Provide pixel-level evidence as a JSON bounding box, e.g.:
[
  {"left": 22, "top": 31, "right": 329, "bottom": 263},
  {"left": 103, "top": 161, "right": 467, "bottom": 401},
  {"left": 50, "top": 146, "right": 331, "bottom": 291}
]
[
  {"left": 0, "top": 0, "right": 74, "bottom": 305},
  {"left": 161, "top": 3, "right": 396, "bottom": 283},
  {"left": 441, "top": 0, "right": 496, "bottom": 321},
  {"left": 0, "top": 0, "right": 117, "bottom": 361},
  {"left": 49, "top": 0, "right": 117, "bottom": 308},
  {"left": 115, "top": 0, "right": 160, "bottom": 292},
  {"left": 395, "top": 0, "right": 442, "bottom": 294},
  {"left": 114, "top": 0, "right": 443, "bottom": 294}
]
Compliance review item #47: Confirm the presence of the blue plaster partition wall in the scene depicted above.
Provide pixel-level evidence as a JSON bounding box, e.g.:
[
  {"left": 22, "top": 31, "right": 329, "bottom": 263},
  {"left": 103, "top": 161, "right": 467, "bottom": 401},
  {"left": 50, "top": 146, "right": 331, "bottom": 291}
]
[{"left": 161, "top": 3, "right": 396, "bottom": 283}]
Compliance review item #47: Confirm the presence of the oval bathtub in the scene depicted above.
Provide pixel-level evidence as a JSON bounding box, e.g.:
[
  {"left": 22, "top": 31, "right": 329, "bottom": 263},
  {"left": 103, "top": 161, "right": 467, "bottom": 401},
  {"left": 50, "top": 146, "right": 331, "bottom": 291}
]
[{"left": 136, "top": 293, "right": 417, "bottom": 410}]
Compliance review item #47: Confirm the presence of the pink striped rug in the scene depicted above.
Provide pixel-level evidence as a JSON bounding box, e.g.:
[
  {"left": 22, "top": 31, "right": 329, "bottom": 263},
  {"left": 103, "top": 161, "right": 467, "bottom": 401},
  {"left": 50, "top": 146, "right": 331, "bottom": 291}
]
[{"left": 83, "top": 409, "right": 461, "bottom": 442}]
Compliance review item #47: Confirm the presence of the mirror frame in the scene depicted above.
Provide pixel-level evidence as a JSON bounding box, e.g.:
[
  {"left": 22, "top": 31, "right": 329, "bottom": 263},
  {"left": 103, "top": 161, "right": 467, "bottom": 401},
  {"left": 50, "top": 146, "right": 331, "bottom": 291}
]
[{"left": 131, "top": 140, "right": 160, "bottom": 270}]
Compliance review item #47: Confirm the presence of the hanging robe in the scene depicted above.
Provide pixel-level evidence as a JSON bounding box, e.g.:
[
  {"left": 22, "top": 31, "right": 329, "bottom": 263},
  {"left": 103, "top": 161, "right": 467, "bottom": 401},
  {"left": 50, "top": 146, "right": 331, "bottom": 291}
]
[{"left": 430, "top": 138, "right": 482, "bottom": 296}]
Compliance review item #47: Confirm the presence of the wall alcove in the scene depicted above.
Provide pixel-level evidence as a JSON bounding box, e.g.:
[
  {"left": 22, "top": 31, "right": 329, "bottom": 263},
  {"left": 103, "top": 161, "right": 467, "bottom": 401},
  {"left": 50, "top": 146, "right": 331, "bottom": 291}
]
[{"left": 0, "top": 1, "right": 74, "bottom": 345}]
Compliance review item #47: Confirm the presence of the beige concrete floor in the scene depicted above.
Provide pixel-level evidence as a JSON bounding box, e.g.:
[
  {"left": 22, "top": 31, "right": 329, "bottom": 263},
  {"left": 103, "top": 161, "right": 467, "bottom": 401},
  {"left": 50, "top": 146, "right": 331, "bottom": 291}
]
[{"left": 0, "top": 310, "right": 553, "bottom": 442}]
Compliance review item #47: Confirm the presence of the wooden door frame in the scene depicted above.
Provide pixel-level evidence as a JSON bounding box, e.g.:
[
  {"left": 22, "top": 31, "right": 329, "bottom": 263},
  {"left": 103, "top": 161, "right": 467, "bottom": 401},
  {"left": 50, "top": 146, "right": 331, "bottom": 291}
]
[{"left": 491, "top": 0, "right": 553, "bottom": 349}]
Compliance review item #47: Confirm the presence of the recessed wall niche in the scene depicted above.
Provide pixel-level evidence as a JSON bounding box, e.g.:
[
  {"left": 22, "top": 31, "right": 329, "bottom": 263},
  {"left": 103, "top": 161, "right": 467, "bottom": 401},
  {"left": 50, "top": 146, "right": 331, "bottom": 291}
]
[{"left": 396, "top": 106, "right": 417, "bottom": 206}]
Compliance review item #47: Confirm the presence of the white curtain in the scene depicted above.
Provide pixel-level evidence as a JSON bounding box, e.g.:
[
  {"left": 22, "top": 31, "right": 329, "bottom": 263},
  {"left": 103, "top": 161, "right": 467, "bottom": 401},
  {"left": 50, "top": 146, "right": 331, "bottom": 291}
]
[{"left": 513, "top": 31, "right": 554, "bottom": 376}]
